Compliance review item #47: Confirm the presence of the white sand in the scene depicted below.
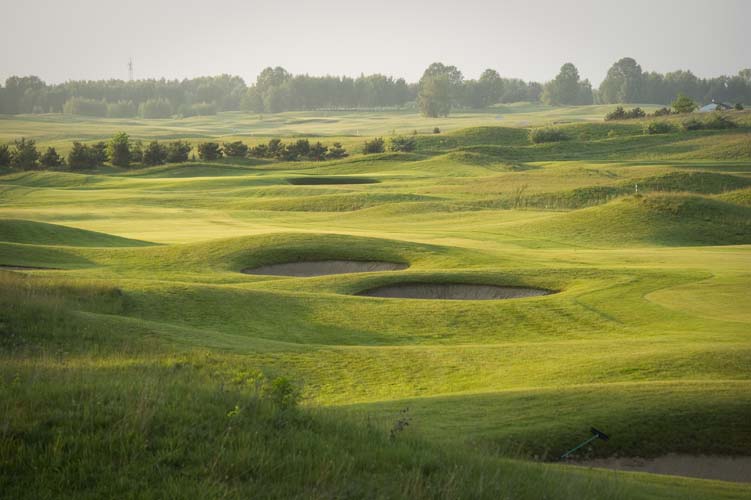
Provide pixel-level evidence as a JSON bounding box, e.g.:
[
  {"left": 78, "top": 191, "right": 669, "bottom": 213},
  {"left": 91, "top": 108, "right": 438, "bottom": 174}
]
[{"left": 572, "top": 454, "right": 751, "bottom": 483}]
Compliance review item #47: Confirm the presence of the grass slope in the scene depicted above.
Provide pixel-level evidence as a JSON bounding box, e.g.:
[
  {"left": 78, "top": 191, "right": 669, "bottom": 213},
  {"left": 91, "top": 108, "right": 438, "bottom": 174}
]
[
  {"left": 0, "top": 219, "right": 154, "bottom": 247},
  {"left": 513, "top": 194, "right": 751, "bottom": 247}
]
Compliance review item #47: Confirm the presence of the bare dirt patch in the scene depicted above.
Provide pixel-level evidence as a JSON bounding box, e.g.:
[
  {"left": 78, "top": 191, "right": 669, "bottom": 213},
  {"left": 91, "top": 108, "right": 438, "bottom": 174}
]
[
  {"left": 572, "top": 454, "right": 751, "bottom": 483},
  {"left": 356, "top": 283, "right": 551, "bottom": 300},
  {"left": 242, "top": 260, "right": 407, "bottom": 277}
]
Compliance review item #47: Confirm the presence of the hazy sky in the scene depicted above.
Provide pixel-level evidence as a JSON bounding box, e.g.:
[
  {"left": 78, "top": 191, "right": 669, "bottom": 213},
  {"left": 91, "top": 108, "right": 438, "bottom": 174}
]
[{"left": 1, "top": 0, "right": 749, "bottom": 85}]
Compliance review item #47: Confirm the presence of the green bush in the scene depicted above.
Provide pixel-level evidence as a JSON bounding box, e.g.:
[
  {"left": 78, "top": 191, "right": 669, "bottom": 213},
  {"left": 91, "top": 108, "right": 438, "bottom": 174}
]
[
  {"left": 644, "top": 121, "right": 672, "bottom": 134},
  {"left": 285, "top": 139, "right": 311, "bottom": 160},
  {"left": 40, "top": 147, "right": 64, "bottom": 168},
  {"left": 267, "top": 138, "right": 284, "bottom": 158},
  {"left": 166, "top": 141, "right": 192, "bottom": 163},
  {"left": 308, "top": 141, "right": 328, "bottom": 161},
  {"left": 625, "top": 107, "right": 646, "bottom": 119},
  {"left": 671, "top": 93, "right": 697, "bottom": 114},
  {"left": 109, "top": 132, "right": 131, "bottom": 167},
  {"left": 605, "top": 106, "right": 645, "bottom": 121},
  {"left": 10, "top": 138, "right": 41, "bottom": 170},
  {"left": 604, "top": 106, "right": 626, "bottom": 121},
  {"left": 363, "top": 137, "right": 385, "bottom": 154},
  {"left": 142, "top": 141, "right": 168, "bottom": 166},
  {"left": 249, "top": 144, "right": 269, "bottom": 158},
  {"left": 222, "top": 141, "right": 249, "bottom": 158},
  {"left": 703, "top": 114, "right": 738, "bottom": 130},
  {"left": 68, "top": 142, "right": 107, "bottom": 170},
  {"left": 529, "top": 128, "right": 568, "bottom": 143},
  {"left": 326, "top": 142, "right": 348, "bottom": 160},
  {"left": 197, "top": 142, "right": 223, "bottom": 160},
  {"left": 130, "top": 140, "right": 143, "bottom": 163},
  {"left": 0, "top": 144, "right": 10, "bottom": 167},
  {"left": 389, "top": 135, "right": 416, "bottom": 152},
  {"left": 682, "top": 114, "right": 737, "bottom": 131}
]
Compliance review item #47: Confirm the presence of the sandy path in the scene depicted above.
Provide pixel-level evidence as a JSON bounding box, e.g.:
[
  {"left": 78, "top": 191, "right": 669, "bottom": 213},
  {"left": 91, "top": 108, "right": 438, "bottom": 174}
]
[{"left": 572, "top": 454, "right": 751, "bottom": 483}]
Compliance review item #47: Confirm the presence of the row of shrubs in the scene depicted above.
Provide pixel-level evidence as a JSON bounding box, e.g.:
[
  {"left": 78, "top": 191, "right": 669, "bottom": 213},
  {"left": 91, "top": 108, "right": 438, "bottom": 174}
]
[
  {"left": 528, "top": 112, "right": 741, "bottom": 143},
  {"left": 0, "top": 136, "right": 196, "bottom": 170},
  {"left": 361, "top": 135, "right": 419, "bottom": 154},
  {"left": 605, "top": 106, "right": 648, "bottom": 121},
  {"left": 644, "top": 114, "right": 738, "bottom": 134},
  {"left": 605, "top": 105, "right": 696, "bottom": 121},
  {"left": 607, "top": 101, "right": 745, "bottom": 122},
  {"left": 0, "top": 134, "right": 353, "bottom": 170},
  {"left": 239, "top": 139, "right": 349, "bottom": 162}
]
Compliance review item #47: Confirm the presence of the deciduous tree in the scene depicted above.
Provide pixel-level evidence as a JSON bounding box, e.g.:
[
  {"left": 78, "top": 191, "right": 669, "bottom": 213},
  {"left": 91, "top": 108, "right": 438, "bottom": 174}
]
[{"left": 418, "top": 63, "right": 463, "bottom": 117}]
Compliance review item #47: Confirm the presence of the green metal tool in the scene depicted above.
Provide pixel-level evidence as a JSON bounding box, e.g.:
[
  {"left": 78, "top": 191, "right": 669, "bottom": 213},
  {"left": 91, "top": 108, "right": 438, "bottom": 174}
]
[{"left": 559, "top": 427, "right": 609, "bottom": 460}]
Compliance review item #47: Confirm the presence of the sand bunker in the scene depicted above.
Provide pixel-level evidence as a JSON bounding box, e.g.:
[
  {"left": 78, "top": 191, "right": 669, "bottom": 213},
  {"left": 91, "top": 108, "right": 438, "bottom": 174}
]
[
  {"left": 573, "top": 454, "right": 751, "bottom": 483},
  {"left": 242, "top": 260, "right": 407, "bottom": 277},
  {"left": 357, "top": 283, "right": 551, "bottom": 300}
]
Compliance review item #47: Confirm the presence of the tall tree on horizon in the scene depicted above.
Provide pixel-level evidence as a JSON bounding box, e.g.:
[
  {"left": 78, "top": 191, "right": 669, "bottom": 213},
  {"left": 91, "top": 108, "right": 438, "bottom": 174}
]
[
  {"left": 417, "top": 63, "right": 463, "bottom": 117},
  {"left": 599, "top": 57, "right": 644, "bottom": 104},
  {"left": 542, "top": 63, "right": 593, "bottom": 105}
]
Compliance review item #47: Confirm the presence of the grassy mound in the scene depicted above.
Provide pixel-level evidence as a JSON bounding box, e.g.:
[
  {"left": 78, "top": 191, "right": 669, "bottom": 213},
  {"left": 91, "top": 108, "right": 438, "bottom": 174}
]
[
  {"left": 416, "top": 126, "right": 531, "bottom": 151},
  {"left": 122, "top": 163, "right": 265, "bottom": 178},
  {"left": 0, "top": 242, "right": 93, "bottom": 269},
  {"left": 0, "top": 170, "right": 109, "bottom": 188},
  {"left": 633, "top": 171, "right": 751, "bottom": 194},
  {"left": 716, "top": 187, "right": 751, "bottom": 207},
  {"left": 286, "top": 176, "right": 379, "bottom": 185},
  {"left": 0, "top": 219, "right": 154, "bottom": 247},
  {"left": 239, "top": 193, "right": 438, "bottom": 212},
  {"left": 515, "top": 194, "right": 751, "bottom": 247}
]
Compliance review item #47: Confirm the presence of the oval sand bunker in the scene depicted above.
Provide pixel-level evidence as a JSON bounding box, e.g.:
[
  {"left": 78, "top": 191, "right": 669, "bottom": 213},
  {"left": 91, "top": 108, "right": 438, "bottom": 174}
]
[
  {"left": 243, "top": 260, "right": 407, "bottom": 277},
  {"left": 357, "top": 283, "right": 551, "bottom": 300},
  {"left": 572, "top": 454, "right": 751, "bottom": 483}
]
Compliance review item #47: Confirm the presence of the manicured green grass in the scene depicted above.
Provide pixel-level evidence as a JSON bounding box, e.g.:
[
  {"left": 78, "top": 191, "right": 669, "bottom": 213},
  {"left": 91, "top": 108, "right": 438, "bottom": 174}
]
[
  {"left": 0, "top": 219, "right": 154, "bottom": 247},
  {"left": 1, "top": 107, "right": 750, "bottom": 498}
]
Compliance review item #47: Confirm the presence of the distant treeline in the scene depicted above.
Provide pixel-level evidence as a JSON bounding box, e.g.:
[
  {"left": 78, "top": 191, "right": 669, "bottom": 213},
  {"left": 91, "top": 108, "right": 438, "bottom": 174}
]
[
  {"left": 597, "top": 58, "right": 751, "bottom": 105},
  {"left": 0, "top": 58, "right": 749, "bottom": 118},
  {"left": 0, "top": 70, "right": 539, "bottom": 117}
]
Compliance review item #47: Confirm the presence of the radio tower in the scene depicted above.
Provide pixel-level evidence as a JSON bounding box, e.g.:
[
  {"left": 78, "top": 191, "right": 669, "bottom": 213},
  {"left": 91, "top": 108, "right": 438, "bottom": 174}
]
[{"left": 128, "top": 58, "right": 134, "bottom": 81}]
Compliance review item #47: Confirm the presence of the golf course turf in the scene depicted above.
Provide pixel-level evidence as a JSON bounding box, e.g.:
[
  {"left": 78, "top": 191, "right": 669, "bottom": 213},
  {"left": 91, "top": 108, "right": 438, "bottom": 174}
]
[{"left": 1, "top": 105, "right": 750, "bottom": 499}]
